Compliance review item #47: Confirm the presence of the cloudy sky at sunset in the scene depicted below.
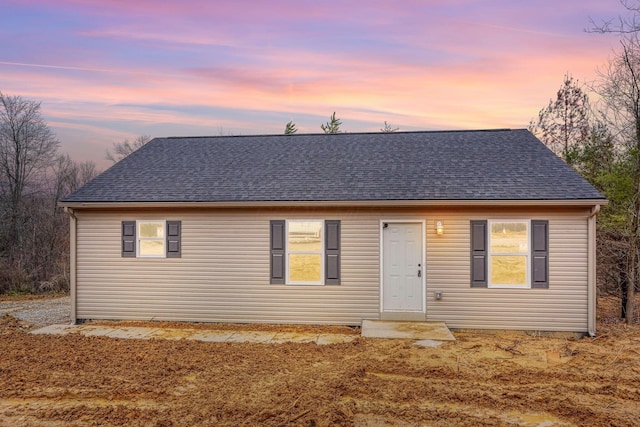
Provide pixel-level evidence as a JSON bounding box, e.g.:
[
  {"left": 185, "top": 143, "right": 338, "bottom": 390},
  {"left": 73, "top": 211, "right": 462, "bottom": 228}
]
[{"left": 0, "top": 0, "right": 624, "bottom": 167}]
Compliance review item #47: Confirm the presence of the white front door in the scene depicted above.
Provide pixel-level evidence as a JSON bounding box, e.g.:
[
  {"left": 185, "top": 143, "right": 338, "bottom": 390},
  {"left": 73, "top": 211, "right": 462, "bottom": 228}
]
[{"left": 382, "top": 222, "right": 424, "bottom": 312}]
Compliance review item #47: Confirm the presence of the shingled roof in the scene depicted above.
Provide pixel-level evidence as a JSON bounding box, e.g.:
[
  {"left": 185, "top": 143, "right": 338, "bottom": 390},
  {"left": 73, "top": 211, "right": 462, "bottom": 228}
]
[{"left": 61, "top": 129, "right": 605, "bottom": 204}]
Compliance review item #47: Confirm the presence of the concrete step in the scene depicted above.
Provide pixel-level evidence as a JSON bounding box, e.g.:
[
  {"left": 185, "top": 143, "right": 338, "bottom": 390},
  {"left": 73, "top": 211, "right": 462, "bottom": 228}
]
[{"left": 361, "top": 320, "right": 455, "bottom": 341}]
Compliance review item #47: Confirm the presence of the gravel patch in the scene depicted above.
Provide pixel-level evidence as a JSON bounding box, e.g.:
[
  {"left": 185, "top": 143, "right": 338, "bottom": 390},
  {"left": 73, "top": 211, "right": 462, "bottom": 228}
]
[{"left": 0, "top": 296, "right": 70, "bottom": 326}]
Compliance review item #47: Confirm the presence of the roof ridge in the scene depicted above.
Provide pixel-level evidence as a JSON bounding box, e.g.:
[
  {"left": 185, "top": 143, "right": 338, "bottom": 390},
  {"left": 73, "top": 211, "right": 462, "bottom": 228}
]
[{"left": 164, "top": 128, "right": 516, "bottom": 140}]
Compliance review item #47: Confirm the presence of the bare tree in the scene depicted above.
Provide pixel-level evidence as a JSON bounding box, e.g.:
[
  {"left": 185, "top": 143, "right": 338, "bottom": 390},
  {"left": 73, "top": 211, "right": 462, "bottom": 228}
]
[
  {"left": 589, "top": 0, "right": 640, "bottom": 34},
  {"left": 52, "top": 154, "right": 98, "bottom": 203},
  {"left": 528, "top": 74, "right": 591, "bottom": 165},
  {"left": 105, "top": 135, "right": 151, "bottom": 163},
  {"left": 594, "top": 35, "right": 640, "bottom": 323},
  {"left": 215, "top": 126, "right": 236, "bottom": 136},
  {"left": 36, "top": 155, "right": 99, "bottom": 292},
  {"left": 0, "top": 92, "right": 59, "bottom": 260},
  {"left": 0, "top": 92, "right": 99, "bottom": 293},
  {"left": 588, "top": 3, "right": 640, "bottom": 322}
]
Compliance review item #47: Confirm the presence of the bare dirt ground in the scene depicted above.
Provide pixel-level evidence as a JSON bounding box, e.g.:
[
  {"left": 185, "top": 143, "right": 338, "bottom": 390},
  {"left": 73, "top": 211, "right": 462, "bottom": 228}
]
[{"left": 1, "top": 296, "right": 639, "bottom": 426}]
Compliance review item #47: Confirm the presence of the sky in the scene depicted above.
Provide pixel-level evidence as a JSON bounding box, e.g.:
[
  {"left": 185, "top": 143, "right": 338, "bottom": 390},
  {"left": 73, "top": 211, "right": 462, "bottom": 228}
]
[{"left": 0, "top": 0, "right": 625, "bottom": 168}]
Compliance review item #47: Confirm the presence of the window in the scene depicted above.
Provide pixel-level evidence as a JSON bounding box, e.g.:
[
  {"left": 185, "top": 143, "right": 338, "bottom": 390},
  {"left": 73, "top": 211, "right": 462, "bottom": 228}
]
[
  {"left": 287, "top": 220, "right": 323, "bottom": 284},
  {"left": 138, "top": 221, "right": 166, "bottom": 257},
  {"left": 488, "top": 220, "right": 529, "bottom": 287},
  {"left": 471, "top": 219, "right": 548, "bottom": 289},
  {"left": 270, "top": 220, "right": 340, "bottom": 285},
  {"left": 122, "top": 220, "right": 181, "bottom": 258}
]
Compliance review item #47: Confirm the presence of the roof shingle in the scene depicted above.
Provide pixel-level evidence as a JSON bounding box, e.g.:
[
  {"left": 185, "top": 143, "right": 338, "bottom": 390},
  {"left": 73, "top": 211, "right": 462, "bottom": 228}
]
[{"left": 61, "top": 129, "right": 605, "bottom": 203}]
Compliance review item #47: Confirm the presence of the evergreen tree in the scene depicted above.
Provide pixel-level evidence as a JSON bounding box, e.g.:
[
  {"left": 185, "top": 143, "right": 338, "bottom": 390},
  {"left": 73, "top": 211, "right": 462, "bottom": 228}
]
[
  {"left": 284, "top": 121, "right": 297, "bottom": 135},
  {"left": 529, "top": 74, "right": 591, "bottom": 165},
  {"left": 321, "top": 112, "right": 342, "bottom": 134},
  {"left": 380, "top": 121, "right": 399, "bottom": 133}
]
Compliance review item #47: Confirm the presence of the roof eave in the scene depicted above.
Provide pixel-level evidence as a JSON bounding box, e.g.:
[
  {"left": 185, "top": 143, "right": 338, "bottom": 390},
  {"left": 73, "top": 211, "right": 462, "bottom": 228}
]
[{"left": 58, "top": 199, "right": 609, "bottom": 209}]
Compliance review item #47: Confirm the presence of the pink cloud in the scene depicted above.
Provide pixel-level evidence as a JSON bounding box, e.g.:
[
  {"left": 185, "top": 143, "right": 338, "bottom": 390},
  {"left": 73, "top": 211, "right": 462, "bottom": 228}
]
[{"left": 1, "top": 0, "right": 625, "bottom": 165}]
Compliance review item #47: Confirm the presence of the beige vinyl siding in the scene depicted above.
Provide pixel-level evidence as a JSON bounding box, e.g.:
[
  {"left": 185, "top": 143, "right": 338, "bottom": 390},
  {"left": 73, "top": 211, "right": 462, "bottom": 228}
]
[
  {"left": 426, "top": 210, "right": 589, "bottom": 332},
  {"left": 76, "top": 209, "right": 380, "bottom": 325},
  {"left": 75, "top": 207, "right": 591, "bottom": 331}
]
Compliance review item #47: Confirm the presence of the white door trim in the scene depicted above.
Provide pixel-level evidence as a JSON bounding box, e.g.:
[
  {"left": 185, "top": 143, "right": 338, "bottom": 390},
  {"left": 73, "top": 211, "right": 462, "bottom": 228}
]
[{"left": 379, "top": 219, "right": 426, "bottom": 313}]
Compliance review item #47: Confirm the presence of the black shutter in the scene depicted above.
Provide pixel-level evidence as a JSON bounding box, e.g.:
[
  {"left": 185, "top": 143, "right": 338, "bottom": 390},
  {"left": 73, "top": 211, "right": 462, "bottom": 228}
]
[
  {"left": 122, "top": 221, "right": 136, "bottom": 257},
  {"left": 470, "top": 220, "right": 487, "bottom": 287},
  {"left": 270, "top": 220, "right": 286, "bottom": 284},
  {"left": 166, "top": 221, "right": 181, "bottom": 258},
  {"left": 531, "top": 220, "right": 549, "bottom": 289},
  {"left": 325, "top": 220, "right": 341, "bottom": 285}
]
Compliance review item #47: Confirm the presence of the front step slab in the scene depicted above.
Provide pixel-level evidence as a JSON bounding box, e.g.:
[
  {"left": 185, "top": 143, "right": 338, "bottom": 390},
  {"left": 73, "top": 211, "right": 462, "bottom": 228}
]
[{"left": 361, "top": 320, "right": 455, "bottom": 341}]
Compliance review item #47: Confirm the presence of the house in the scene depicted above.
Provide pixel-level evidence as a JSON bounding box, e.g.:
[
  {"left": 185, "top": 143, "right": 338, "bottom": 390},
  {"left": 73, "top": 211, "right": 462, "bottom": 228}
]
[{"left": 59, "top": 129, "right": 606, "bottom": 335}]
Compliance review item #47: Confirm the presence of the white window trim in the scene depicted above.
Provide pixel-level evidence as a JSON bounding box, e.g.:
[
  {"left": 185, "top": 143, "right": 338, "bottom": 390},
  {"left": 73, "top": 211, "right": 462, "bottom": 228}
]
[
  {"left": 286, "top": 219, "right": 324, "bottom": 286},
  {"left": 487, "top": 219, "right": 531, "bottom": 289},
  {"left": 136, "top": 220, "right": 166, "bottom": 258}
]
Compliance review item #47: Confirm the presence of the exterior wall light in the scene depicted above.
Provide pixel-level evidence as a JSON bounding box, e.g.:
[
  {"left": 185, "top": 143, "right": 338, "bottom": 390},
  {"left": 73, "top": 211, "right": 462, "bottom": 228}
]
[{"left": 435, "top": 220, "right": 444, "bottom": 235}]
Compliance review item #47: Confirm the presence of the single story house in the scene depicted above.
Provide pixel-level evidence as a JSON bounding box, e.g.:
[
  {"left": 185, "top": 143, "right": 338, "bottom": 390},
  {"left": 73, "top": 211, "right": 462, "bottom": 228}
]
[{"left": 59, "top": 129, "right": 606, "bottom": 335}]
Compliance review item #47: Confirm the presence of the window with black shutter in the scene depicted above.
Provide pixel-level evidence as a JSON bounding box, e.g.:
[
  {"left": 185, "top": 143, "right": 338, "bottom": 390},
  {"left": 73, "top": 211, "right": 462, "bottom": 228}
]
[
  {"left": 270, "top": 219, "right": 341, "bottom": 285},
  {"left": 470, "top": 219, "right": 549, "bottom": 289},
  {"left": 121, "top": 220, "right": 181, "bottom": 258}
]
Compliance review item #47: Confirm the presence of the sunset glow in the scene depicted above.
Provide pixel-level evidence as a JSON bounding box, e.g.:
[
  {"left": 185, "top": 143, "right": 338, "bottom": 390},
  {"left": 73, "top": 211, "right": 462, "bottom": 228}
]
[{"left": 0, "top": 0, "right": 622, "bottom": 167}]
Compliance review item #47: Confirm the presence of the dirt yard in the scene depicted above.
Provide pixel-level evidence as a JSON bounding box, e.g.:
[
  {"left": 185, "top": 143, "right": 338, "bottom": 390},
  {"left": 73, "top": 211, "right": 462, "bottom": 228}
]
[{"left": 1, "top": 296, "right": 639, "bottom": 426}]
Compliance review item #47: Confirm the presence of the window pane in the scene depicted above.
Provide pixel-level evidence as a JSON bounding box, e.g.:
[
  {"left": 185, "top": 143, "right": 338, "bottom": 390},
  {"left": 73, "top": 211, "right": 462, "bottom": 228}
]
[
  {"left": 289, "top": 254, "right": 322, "bottom": 282},
  {"left": 490, "top": 222, "right": 528, "bottom": 253},
  {"left": 491, "top": 255, "right": 527, "bottom": 286},
  {"left": 139, "top": 222, "right": 165, "bottom": 238},
  {"left": 288, "top": 221, "right": 322, "bottom": 251},
  {"left": 140, "top": 240, "right": 165, "bottom": 256}
]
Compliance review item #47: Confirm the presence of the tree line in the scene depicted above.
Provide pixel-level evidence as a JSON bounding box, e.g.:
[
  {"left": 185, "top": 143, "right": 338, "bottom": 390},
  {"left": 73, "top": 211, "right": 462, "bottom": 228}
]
[
  {"left": 528, "top": 1, "right": 640, "bottom": 323},
  {"left": 0, "top": 92, "right": 98, "bottom": 293},
  {"left": 285, "top": 113, "right": 398, "bottom": 135}
]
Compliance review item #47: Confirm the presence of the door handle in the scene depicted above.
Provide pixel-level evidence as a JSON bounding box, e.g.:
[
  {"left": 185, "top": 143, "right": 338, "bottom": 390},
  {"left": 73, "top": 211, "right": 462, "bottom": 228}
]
[{"left": 418, "top": 269, "right": 421, "bottom": 278}]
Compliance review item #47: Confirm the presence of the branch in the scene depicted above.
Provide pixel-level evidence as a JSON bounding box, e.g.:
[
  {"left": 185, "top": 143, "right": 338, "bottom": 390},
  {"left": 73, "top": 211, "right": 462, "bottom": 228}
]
[{"left": 587, "top": 1, "right": 640, "bottom": 34}]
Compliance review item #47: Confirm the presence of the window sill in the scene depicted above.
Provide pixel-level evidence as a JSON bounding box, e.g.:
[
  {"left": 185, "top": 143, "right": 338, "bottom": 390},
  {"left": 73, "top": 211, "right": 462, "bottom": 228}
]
[
  {"left": 286, "top": 282, "right": 325, "bottom": 286},
  {"left": 488, "top": 285, "right": 531, "bottom": 289}
]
